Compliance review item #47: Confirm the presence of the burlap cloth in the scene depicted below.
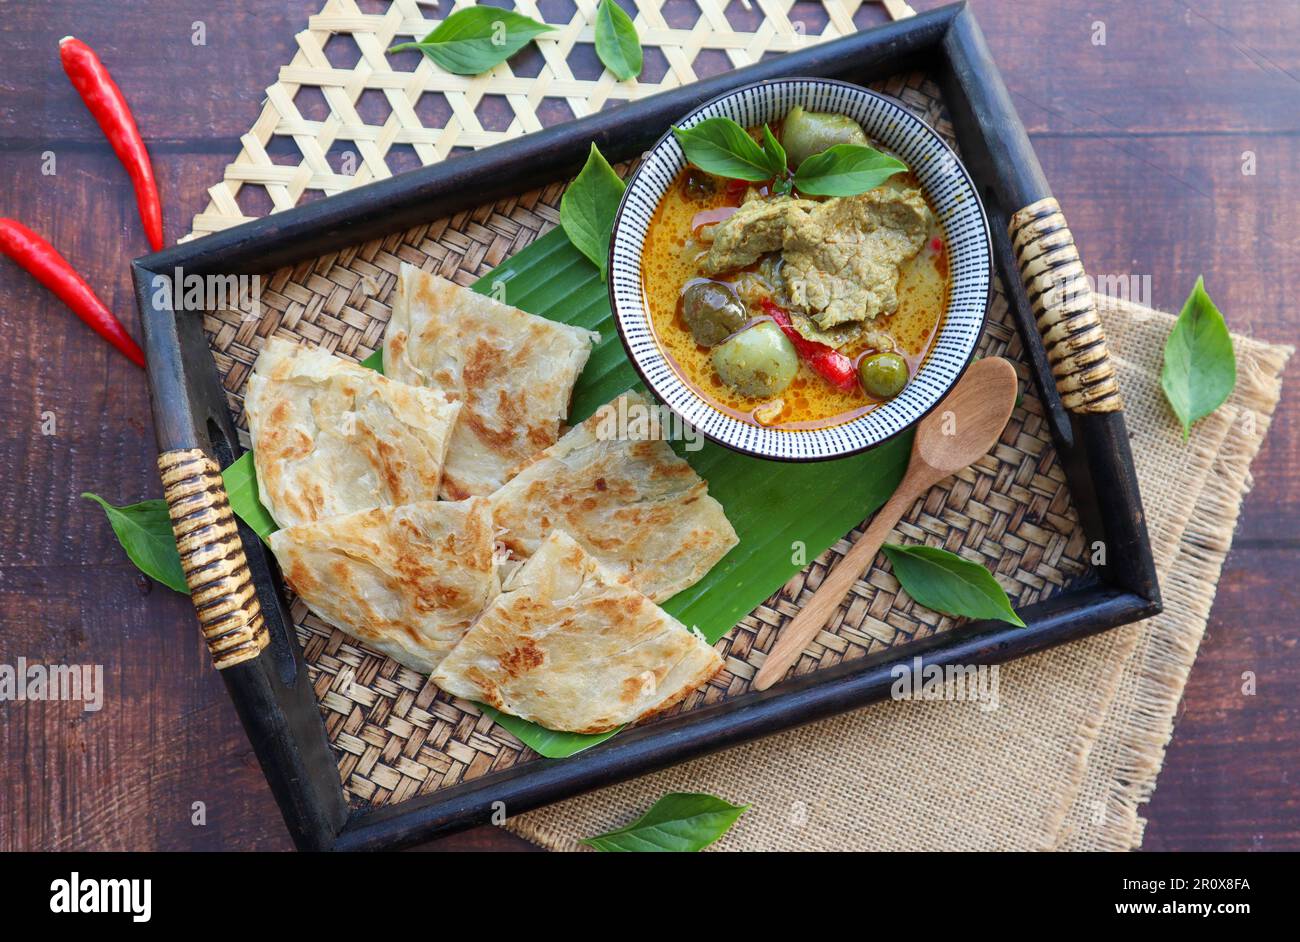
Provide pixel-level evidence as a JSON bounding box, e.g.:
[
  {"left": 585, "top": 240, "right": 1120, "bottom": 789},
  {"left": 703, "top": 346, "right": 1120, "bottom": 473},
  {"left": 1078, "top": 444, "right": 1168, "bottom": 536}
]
[{"left": 503, "top": 297, "right": 1292, "bottom": 851}]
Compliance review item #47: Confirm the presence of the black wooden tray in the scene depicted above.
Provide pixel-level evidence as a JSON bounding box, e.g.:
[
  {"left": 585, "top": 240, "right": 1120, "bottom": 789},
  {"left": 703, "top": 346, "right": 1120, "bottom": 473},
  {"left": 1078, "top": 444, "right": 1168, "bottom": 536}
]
[{"left": 134, "top": 2, "right": 1159, "bottom": 851}]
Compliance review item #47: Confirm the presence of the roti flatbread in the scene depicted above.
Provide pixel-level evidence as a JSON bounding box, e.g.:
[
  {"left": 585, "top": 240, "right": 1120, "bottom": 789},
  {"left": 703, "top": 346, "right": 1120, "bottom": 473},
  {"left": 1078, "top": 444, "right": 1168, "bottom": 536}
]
[
  {"left": 432, "top": 530, "right": 723, "bottom": 733},
  {"left": 383, "top": 264, "right": 599, "bottom": 499},
  {"left": 268, "top": 498, "right": 499, "bottom": 673},
  {"left": 489, "top": 391, "right": 738, "bottom": 602},
  {"left": 245, "top": 337, "right": 461, "bottom": 529}
]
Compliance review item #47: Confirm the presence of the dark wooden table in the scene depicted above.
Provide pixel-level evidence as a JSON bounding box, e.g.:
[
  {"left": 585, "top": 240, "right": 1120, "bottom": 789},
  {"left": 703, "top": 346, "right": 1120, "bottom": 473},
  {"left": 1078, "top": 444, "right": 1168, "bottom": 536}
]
[{"left": 1, "top": 0, "right": 1295, "bottom": 851}]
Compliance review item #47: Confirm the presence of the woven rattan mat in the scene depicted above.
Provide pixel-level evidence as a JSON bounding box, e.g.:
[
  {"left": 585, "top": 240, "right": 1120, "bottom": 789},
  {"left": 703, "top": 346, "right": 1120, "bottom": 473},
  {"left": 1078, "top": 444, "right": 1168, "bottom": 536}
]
[{"left": 187, "top": 1, "right": 1292, "bottom": 847}]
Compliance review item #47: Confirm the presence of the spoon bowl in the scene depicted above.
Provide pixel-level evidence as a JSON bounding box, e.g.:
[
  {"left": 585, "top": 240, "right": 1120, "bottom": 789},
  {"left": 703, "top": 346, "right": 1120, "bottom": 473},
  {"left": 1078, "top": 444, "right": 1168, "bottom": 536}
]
[{"left": 913, "top": 356, "right": 1019, "bottom": 477}]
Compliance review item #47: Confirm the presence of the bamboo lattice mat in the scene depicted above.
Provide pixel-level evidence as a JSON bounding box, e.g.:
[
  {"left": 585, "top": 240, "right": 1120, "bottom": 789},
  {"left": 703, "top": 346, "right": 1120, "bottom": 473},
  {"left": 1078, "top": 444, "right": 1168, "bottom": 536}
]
[
  {"left": 190, "top": 0, "right": 900, "bottom": 236},
  {"left": 202, "top": 61, "right": 1090, "bottom": 805}
]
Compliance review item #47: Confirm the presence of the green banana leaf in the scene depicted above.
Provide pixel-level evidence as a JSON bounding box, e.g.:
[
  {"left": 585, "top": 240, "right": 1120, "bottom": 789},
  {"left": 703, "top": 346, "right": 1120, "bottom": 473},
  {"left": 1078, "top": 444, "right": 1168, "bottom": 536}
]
[{"left": 223, "top": 226, "right": 911, "bottom": 758}]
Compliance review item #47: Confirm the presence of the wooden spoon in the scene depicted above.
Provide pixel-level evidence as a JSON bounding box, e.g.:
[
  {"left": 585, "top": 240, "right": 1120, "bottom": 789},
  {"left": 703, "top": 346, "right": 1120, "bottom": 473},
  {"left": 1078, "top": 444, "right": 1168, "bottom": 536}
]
[{"left": 753, "top": 356, "right": 1019, "bottom": 691}]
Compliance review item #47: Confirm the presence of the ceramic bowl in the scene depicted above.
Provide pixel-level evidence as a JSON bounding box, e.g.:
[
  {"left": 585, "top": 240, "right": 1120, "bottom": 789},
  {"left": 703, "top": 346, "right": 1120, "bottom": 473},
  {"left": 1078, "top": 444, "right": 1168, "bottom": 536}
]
[{"left": 608, "top": 77, "right": 992, "bottom": 460}]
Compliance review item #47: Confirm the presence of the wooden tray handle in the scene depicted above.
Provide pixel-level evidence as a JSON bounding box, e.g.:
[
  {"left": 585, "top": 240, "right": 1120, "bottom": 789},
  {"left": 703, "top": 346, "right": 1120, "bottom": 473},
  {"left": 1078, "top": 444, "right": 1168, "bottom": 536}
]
[
  {"left": 1008, "top": 197, "right": 1122, "bottom": 413},
  {"left": 157, "top": 447, "right": 269, "bottom": 670}
]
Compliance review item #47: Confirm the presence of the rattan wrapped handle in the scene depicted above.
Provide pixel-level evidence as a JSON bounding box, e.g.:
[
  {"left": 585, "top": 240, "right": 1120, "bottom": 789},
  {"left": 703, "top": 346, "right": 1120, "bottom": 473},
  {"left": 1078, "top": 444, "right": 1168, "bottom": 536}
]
[
  {"left": 1008, "top": 197, "right": 1122, "bottom": 413},
  {"left": 158, "top": 448, "right": 269, "bottom": 670}
]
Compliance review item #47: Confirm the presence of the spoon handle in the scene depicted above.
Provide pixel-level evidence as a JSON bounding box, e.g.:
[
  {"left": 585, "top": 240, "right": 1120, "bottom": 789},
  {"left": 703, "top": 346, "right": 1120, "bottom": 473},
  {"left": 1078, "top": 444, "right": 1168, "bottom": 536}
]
[{"left": 753, "top": 475, "right": 928, "bottom": 691}]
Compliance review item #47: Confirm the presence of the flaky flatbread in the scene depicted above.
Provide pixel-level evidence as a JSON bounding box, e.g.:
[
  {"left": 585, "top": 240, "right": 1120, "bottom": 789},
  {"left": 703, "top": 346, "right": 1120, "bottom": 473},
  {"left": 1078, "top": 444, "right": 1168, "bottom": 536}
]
[
  {"left": 268, "top": 498, "right": 499, "bottom": 673},
  {"left": 383, "top": 264, "right": 599, "bottom": 499},
  {"left": 245, "top": 337, "right": 461, "bottom": 529},
  {"left": 489, "top": 391, "right": 738, "bottom": 602},
  {"left": 432, "top": 530, "right": 723, "bottom": 733}
]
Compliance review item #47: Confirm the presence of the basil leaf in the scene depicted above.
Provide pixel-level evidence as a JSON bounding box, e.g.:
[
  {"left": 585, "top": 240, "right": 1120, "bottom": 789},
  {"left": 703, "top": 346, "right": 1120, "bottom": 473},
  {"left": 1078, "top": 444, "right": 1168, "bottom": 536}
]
[
  {"left": 581, "top": 792, "right": 748, "bottom": 851},
  {"left": 560, "top": 143, "right": 626, "bottom": 280},
  {"left": 593, "top": 0, "right": 642, "bottom": 81},
  {"left": 672, "top": 118, "right": 779, "bottom": 182},
  {"left": 82, "top": 493, "right": 188, "bottom": 594},
  {"left": 793, "top": 143, "right": 908, "bottom": 197},
  {"left": 1160, "top": 275, "right": 1236, "bottom": 440},
  {"left": 388, "top": 7, "right": 554, "bottom": 76},
  {"left": 761, "top": 124, "right": 788, "bottom": 177},
  {"left": 222, "top": 456, "right": 279, "bottom": 541},
  {"left": 881, "top": 544, "right": 1025, "bottom": 627}
]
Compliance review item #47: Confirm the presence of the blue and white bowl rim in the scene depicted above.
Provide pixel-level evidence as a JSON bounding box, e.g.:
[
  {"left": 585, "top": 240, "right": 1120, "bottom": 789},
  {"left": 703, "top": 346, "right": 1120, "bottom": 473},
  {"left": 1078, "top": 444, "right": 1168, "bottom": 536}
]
[{"left": 607, "top": 77, "right": 993, "bottom": 462}]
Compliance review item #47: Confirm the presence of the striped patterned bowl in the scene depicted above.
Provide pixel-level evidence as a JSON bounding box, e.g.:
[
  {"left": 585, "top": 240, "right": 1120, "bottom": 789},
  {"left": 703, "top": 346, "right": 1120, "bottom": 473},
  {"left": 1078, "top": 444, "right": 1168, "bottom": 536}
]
[{"left": 607, "top": 78, "right": 992, "bottom": 461}]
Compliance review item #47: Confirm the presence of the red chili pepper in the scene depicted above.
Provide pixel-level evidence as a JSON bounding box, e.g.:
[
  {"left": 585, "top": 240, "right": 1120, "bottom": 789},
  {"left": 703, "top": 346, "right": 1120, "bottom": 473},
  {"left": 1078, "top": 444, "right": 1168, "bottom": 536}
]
[
  {"left": 724, "top": 178, "right": 750, "bottom": 199},
  {"left": 759, "top": 298, "right": 857, "bottom": 392},
  {"left": 59, "top": 37, "right": 163, "bottom": 252},
  {"left": 0, "top": 218, "right": 145, "bottom": 367}
]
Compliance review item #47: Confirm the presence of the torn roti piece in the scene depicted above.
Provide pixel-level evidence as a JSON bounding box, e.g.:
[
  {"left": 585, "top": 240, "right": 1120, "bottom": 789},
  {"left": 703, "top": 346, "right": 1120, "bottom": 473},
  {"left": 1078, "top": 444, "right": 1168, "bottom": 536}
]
[
  {"left": 383, "top": 264, "right": 600, "bottom": 499},
  {"left": 268, "top": 498, "right": 499, "bottom": 673},
  {"left": 245, "top": 337, "right": 461, "bottom": 529},
  {"left": 489, "top": 391, "right": 738, "bottom": 602},
  {"left": 432, "top": 530, "right": 723, "bottom": 734}
]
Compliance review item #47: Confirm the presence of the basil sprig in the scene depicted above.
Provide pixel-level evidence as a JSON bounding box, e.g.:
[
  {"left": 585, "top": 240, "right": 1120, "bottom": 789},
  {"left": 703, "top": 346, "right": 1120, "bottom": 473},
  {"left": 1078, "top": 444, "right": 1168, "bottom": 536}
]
[
  {"left": 82, "top": 494, "right": 188, "bottom": 594},
  {"left": 560, "top": 144, "right": 626, "bottom": 279},
  {"left": 581, "top": 792, "right": 749, "bottom": 851},
  {"left": 594, "top": 0, "right": 642, "bottom": 81},
  {"left": 1160, "top": 275, "right": 1236, "bottom": 440},
  {"left": 388, "top": 7, "right": 554, "bottom": 76},
  {"left": 672, "top": 118, "right": 787, "bottom": 182},
  {"left": 673, "top": 115, "right": 908, "bottom": 197},
  {"left": 882, "top": 544, "right": 1025, "bottom": 627},
  {"left": 793, "top": 143, "right": 907, "bottom": 197}
]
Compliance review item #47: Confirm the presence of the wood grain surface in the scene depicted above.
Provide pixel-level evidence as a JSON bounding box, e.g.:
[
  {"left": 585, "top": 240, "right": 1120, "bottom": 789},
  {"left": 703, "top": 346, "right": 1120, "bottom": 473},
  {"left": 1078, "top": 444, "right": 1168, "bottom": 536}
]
[{"left": 0, "top": 0, "right": 1294, "bottom": 852}]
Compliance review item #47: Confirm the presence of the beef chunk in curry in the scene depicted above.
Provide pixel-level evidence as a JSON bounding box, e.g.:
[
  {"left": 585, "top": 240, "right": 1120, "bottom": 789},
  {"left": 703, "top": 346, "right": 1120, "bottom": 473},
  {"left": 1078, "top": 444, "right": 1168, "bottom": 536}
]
[
  {"left": 782, "top": 183, "right": 932, "bottom": 329},
  {"left": 700, "top": 194, "right": 816, "bottom": 275},
  {"left": 700, "top": 182, "right": 931, "bottom": 329}
]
